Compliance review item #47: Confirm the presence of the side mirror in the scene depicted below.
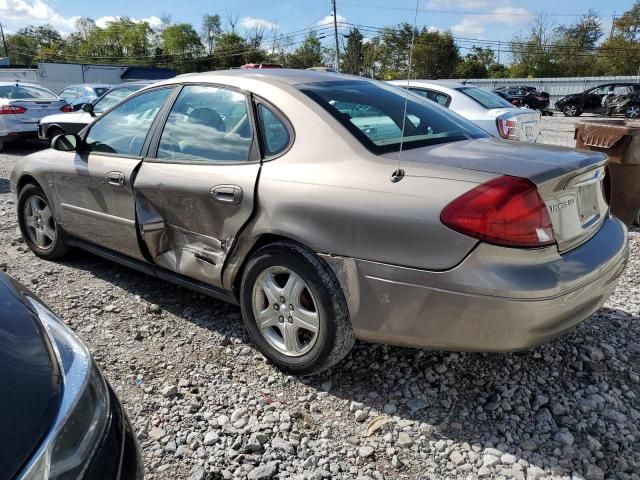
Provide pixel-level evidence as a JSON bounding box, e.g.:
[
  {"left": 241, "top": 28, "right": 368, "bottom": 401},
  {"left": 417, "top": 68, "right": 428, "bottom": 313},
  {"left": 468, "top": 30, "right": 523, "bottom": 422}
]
[
  {"left": 82, "top": 103, "right": 95, "bottom": 116},
  {"left": 52, "top": 133, "right": 79, "bottom": 152}
]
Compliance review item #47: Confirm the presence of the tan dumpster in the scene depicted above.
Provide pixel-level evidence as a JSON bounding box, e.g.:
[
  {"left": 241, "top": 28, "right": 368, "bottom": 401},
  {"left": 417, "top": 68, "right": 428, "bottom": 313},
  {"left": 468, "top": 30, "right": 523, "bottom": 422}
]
[{"left": 575, "top": 119, "right": 640, "bottom": 226}]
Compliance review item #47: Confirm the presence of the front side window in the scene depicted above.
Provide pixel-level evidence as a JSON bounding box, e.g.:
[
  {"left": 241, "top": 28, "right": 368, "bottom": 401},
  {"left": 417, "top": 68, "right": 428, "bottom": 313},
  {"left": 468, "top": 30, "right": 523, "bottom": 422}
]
[
  {"left": 85, "top": 88, "right": 172, "bottom": 156},
  {"left": 299, "top": 80, "right": 487, "bottom": 154},
  {"left": 457, "top": 87, "right": 514, "bottom": 109},
  {"left": 157, "top": 85, "right": 253, "bottom": 163},
  {"left": 258, "top": 104, "right": 290, "bottom": 156},
  {"left": 93, "top": 86, "right": 141, "bottom": 114}
]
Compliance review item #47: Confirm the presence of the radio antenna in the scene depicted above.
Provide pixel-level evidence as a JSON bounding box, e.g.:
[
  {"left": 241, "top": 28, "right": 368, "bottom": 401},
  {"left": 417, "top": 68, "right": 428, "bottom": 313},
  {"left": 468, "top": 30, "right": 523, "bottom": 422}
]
[{"left": 391, "top": 0, "right": 420, "bottom": 183}]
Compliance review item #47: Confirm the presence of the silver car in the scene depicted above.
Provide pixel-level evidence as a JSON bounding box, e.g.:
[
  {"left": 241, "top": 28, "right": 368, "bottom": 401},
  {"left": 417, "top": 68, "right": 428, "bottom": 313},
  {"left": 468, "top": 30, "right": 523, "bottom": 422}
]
[
  {"left": 0, "top": 82, "right": 72, "bottom": 151},
  {"left": 10, "top": 70, "right": 628, "bottom": 374}
]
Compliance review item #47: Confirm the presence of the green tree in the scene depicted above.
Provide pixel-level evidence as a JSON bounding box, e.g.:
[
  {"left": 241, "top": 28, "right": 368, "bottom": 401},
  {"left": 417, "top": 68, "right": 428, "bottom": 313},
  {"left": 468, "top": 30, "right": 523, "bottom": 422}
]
[
  {"left": 597, "top": 2, "right": 640, "bottom": 75},
  {"left": 214, "top": 32, "right": 248, "bottom": 69},
  {"left": 287, "top": 32, "right": 323, "bottom": 69},
  {"left": 160, "top": 23, "right": 203, "bottom": 71},
  {"left": 341, "top": 27, "right": 365, "bottom": 75},
  {"left": 201, "top": 14, "right": 222, "bottom": 55}
]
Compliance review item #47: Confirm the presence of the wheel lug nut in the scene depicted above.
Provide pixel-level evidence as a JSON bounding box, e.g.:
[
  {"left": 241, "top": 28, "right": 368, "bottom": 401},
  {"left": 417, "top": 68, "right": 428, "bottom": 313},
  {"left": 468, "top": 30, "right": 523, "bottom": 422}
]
[
  {"left": 273, "top": 304, "right": 279, "bottom": 310},
  {"left": 280, "top": 296, "right": 285, "bottom": 302},
  {"left": 278, "top": 316, "right": 284, "bottom": 322},
  {"left": 288, "top": 316, "right": 293, "bottom": 323},
  {"left": 289, "top": 304, "right": 294, "bottom": 310}
]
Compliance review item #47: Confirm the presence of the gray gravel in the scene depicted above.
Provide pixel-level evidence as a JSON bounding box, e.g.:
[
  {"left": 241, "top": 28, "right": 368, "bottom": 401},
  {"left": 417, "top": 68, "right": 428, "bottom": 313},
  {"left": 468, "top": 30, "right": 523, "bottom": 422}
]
[{"left": 0, "top": 116, "right": 638, "bottom": 480}]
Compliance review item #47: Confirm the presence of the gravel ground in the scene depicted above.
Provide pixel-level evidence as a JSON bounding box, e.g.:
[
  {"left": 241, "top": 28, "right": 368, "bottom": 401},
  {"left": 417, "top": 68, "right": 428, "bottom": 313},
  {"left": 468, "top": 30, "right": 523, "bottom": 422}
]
[{"left": 0, "top": 115, "right": 639, "bottom": 480}]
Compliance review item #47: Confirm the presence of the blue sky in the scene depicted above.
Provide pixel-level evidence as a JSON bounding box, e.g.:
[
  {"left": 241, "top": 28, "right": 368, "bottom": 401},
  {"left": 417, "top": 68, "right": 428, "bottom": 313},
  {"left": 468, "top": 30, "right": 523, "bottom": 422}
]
[{"left": 0, "top": 0, "right": 630, "bottom": 48}]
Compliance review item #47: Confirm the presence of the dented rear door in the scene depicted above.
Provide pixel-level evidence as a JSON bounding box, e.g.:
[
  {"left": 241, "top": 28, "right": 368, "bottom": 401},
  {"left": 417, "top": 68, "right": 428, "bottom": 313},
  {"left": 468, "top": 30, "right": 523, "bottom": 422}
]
[{"left": 133, "top": 84, "right": 260, "bottom": 288}]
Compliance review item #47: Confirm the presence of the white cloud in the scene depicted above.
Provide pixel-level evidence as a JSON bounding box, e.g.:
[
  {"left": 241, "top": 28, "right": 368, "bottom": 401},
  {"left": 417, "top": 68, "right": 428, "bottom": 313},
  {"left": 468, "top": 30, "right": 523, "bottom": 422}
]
[
  {"left": 451, "top": 6, "right": 531, "bottom": 36},
  {"left": 0, "top": 0, "right": 78, "bottom": 32},
  {"left": 317, "top": 14, "right": 347, "bottom": 27},
  {"left": 425, "top": 0, "right": 491, "bottom": 10},
  {"left": 240, "top": 17, "right": 279, "bottom": 31}
]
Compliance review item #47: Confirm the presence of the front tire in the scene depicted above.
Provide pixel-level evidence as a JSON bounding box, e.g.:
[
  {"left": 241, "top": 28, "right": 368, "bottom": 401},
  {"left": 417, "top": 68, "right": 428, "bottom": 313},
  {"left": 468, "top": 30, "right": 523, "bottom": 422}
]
[
  {"left": 17, "top": 184, "right": 68, "bottom": 259},
  {"left": 563, "top": 104, "right": 580, "bottom": 117},
  {"left": 240, "top": 241, "right": 355, "bottom": 375},
  {"left": 626, "top": 104, "right": 640, "bottom": 119}
]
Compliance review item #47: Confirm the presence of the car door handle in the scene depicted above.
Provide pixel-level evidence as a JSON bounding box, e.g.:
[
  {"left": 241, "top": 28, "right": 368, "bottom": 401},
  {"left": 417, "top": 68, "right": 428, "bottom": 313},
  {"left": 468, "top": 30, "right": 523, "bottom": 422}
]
[
  {"left": 105, "top": 171, "right": 125, "bottom": 187},
  {"left": 210, "top": 185, "right": 243, "bottom": 205}
]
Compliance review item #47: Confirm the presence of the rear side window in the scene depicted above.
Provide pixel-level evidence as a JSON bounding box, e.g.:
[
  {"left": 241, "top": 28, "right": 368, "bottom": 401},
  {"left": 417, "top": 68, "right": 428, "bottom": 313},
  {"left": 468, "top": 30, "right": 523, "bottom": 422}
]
[
  {"left": 157, "top": 85, "right": 253, "bottom": 163},
  {"left": 258, "top": 104, "right": 290, "bottom": 156},
  {"left": 93, "top": 87, "right": 109, "bottom": 97},
  {"left": 408, "top": 88, "right": 450, "bottom": 107},
  {"left": 85, "top": 88, "right": 172, "bottom": 156}
]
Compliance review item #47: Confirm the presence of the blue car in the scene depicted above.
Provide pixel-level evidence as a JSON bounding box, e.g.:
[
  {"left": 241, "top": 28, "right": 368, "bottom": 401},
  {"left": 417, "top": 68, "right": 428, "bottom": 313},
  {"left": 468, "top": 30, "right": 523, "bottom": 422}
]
[{"left": 58, "top": 84, "right": 111, "bottom": 111}]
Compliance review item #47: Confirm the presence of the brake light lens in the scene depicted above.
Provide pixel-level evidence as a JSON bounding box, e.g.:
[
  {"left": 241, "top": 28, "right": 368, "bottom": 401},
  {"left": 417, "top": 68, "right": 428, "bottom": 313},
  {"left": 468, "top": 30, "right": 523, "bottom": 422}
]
[
  {"left": 441, "top": 176, "right": 555, "bottom": 248},
  {"left": 497, "top": 118, "right": 518, "bottom": 140},
  {"left": 60, "top": 104, "right": 74, "bottom": 112},
  {"left": 0, "top": 105, "right": 27, "bottom": 115}
]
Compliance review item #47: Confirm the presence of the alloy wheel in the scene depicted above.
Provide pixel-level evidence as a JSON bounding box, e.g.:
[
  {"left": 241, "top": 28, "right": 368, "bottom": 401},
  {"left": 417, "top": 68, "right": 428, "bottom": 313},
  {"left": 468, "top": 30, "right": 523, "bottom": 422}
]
[
  {"left": 564, "top": 104, "right": 577, "bottom": 116},
  {"left": 252, "top": 266, "right": 320, "bottom": 357},
  {"left": 22, "top": 194, "right": 56, "bottom": 250},
  {"left": 627, "top": 105, "right": 640, "bottom": 119}
]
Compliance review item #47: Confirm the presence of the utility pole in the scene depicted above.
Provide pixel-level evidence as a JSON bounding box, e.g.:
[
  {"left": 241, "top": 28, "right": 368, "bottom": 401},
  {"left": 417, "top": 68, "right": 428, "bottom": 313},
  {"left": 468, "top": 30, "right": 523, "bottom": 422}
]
[
  {"left": 0, "top": 23, "right": 8, "bottom": 60},
  {"left": 332, "top": 0, "right": 340, "bottom": 72}
]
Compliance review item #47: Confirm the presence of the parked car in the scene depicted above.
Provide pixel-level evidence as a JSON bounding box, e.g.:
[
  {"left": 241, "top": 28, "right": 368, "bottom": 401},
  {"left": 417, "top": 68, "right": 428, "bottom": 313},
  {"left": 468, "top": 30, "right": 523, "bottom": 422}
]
[
  {"left": 389, "top": 80, "right": 542, "bottom": 142},
  {"left": 0, "top": 82, "right": 72, "bottom": 151},
  {"left": 38, "top": 82, "right": 154, "bottom": 141},
  {"left": 555, "top": 83, "right": 640, "bottom": 117},
  {"left": 11, "top": 70, "right": 628, "bottom": 374},
  {"left": 0, "top": 272, "right": 143, "bottom": 479},
  {"left": 493, "top": 86, "right": 551, "bottom": 112},
  {"left": 58, "top": 83, "right": 111, "bottom": 111}
]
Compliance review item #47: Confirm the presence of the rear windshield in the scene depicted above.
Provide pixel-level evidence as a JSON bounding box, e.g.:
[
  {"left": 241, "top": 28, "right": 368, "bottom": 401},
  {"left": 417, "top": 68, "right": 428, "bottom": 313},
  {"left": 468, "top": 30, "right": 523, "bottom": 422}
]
[
  {"left": 457, "top": 86, "right": 514, "bottom": 109},
  {"left": 94, "top": 86, "right": 141, "bottom": 113},
  {"left": 0, "top": 84, "right": 57, "bottom": 100},
  {"left": 298, "top": 80, "right": 488, "bottom": 154},
  {"left": 93, "top": 87, "right": 109, "bottom": 97}
]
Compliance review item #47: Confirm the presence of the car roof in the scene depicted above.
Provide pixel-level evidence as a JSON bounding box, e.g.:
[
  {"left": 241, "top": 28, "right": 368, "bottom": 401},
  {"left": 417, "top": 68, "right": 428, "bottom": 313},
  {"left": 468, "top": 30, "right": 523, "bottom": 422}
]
[
  {"left": 0, "top": 81, "right": 47, "bottom": 88},
  {"left": 63, "top": 83, "right": 110, "bottom": 89},
  {"left": 162, "top": 68, "right": 368, "bottom": 87}
]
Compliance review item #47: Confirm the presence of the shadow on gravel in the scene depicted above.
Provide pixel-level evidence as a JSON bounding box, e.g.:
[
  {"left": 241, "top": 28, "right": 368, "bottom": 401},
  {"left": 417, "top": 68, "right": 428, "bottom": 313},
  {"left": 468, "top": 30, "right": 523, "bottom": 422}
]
[
  {"left": 52, "top": 248, "right": 639, "bottom": 477},
  {"left": 323, "top": 306, "right": 640, "bottom": 477},
  {"left": 0, "top": 178, "right": 9, "bottom": 194}
]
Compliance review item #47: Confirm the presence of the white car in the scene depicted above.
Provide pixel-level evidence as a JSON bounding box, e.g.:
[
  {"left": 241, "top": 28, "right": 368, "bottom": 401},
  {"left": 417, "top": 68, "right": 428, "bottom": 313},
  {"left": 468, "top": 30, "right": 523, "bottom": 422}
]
[{"left": 389, "top": 80, "right": 541, "bottom": 143}]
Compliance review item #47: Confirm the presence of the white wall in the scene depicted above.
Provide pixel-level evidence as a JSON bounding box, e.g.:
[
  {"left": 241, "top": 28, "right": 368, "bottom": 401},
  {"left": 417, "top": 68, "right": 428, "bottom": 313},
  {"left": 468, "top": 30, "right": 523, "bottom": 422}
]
[
  {"left": 0, "top": 68, "right": 39, "bottom": 84},
  {"left": 37, "top": 63, "right": 128, "bottom": 94}
]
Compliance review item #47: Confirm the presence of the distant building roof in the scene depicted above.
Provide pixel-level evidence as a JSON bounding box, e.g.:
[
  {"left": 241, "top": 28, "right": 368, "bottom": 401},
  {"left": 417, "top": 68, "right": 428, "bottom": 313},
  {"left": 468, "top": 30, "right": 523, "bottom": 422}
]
[{"left": 121, "top": 66, "right": 176, "bottom": 81}]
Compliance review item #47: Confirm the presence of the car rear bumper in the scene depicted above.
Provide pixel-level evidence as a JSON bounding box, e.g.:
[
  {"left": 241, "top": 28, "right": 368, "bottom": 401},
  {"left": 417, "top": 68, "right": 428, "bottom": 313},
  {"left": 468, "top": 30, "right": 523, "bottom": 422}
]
[
  {"left": 322, "top": 216, "right": 628, "bottom": 352},
  {"left": 83, "top": 385, "right": 144, "bottom": 480}
]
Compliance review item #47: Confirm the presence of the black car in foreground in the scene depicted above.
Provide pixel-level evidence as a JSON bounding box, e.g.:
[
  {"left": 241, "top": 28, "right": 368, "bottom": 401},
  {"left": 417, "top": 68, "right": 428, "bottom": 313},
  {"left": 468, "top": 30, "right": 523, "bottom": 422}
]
[
  {"left": 0, "top": 272, "right": 143, "bottom": 480},
  {"left": 555, "top": 82, "right": 640, "bottom": 117}
]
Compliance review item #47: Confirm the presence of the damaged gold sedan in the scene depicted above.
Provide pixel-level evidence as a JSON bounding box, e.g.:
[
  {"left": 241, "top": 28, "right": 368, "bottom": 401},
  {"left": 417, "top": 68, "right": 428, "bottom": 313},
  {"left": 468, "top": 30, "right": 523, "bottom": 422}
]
[{"left": 11, "top": 70, "right": 628, "bottom": 374}]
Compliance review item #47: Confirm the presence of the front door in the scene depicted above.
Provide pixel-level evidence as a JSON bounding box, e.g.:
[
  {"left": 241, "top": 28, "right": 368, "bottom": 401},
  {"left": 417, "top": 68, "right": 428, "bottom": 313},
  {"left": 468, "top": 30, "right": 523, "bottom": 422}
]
[
  {"left": 133, "top": 85, "right": 260, "bottom": 287},
  {"left": 53, "top": 87, "right": 174, "bottom": 260}
]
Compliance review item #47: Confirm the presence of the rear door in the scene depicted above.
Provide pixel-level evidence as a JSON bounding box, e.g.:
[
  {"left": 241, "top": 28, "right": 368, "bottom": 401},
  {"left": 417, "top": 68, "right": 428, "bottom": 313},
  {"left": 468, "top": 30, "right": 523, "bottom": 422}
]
[
  {"left": 133, "top": 84, "right": 262, "bottom": 288},
  {"left": 53, "top": 86, "right": 175, "bottom": 260}
]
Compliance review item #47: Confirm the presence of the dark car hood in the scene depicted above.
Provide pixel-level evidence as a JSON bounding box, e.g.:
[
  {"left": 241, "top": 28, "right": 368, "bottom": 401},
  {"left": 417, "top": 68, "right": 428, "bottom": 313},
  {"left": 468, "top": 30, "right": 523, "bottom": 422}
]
[
  {"left": 0, "top": 273, "right": 61, "bottom": 479},
  {"left": 384, "top": 137, "right": 606, "bottom": 184}
]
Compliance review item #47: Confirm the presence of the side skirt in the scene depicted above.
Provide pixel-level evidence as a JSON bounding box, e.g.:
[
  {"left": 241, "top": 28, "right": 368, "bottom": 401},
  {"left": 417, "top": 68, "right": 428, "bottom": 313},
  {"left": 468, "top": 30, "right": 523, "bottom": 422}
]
[{"left": 66, "top": 237, "right": 238, "bottom": 305}]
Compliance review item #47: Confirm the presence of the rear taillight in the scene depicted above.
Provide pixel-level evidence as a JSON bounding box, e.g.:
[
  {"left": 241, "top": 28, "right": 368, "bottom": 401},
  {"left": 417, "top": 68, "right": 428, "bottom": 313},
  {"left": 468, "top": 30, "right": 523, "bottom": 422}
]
[
  {"left": 0, "top": 105, "right": 27, "bottom": 115},
  {"left": 441, "top": 176, "right": 555, "bottom": 248},
  {"left": 60, "top": 104, "right": 74, "bottom": 112},
  {"left": 496, "top": 118, "right": 518, "bottom": 140}
]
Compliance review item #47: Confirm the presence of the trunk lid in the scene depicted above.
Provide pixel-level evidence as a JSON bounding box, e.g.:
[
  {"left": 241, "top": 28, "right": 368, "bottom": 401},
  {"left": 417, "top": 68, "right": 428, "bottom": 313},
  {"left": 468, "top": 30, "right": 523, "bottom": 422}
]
[
  {"left": 488, "top": 108, "right": 541, "bottom": 142},
  {"left": 387, "top": 138, "right": 609, "bottom": 251},
  {"left": 4, "top": 98, "right": 68, "bottom": 124}
]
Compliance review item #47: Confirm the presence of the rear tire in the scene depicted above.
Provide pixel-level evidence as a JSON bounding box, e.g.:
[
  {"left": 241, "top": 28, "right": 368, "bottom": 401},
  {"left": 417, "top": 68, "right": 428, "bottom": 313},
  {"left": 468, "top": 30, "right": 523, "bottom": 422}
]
[
  {"left": 625, "top": 104, "right": 640, "bottom": 119},
  {"left": 17, "top": 183, "right": 68, "bottom": 260},
  {"left": 563, "top": 104, "right": 580, "bottom": 117},
  {"left": 240, "top": 241, "right": 355, "bottom": 375}
]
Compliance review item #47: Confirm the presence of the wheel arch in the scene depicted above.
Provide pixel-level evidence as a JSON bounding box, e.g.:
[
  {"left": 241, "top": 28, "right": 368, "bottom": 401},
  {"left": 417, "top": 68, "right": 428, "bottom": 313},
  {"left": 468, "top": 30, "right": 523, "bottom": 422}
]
[{"left": 16, "top": 174, "right": 41, "bottom": 193}]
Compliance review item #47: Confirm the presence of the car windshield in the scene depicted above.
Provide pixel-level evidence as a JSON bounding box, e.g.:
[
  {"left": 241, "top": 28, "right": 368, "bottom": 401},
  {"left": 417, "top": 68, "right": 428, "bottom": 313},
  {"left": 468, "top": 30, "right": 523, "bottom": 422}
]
[
  {"left": 298, "top": 80, "right": 488, "bottom": 154},
  {"left": 457, "top": 86, "right": 514, "bottom": 109},
  {"left": 0, "top": 84, "right": 57, "bottom": 100},
  {"left": 94, "top": 86, "right": 141, "bottom": 113}
]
